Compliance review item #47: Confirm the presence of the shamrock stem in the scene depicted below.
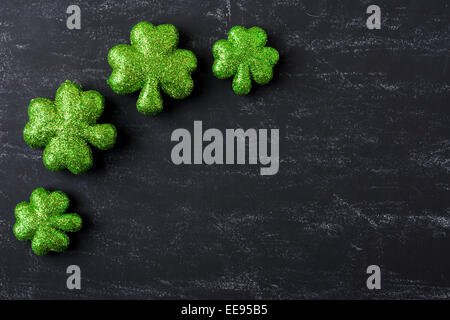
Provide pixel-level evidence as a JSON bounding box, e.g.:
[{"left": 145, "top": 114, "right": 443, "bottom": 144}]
[
  {"left": 232, "top": 64, "right": 252, "bottom": 95},
  {"left": 137, "top": 77, "right": 163, "bottom": 115}
]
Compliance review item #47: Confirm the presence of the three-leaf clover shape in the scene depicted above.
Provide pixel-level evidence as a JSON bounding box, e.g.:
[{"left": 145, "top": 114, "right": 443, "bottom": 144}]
[
  {"left": 212, "top": 26, "right": 279, "bottom": 95},
  {"left": 13, "top": 188, "right": 82, "bottom": 255},
  {"left": 107, "top": 21, "right": 198, "bottom": 115},
  {"left": 23, "top": 80, "right": 117, "bottom": 174}
]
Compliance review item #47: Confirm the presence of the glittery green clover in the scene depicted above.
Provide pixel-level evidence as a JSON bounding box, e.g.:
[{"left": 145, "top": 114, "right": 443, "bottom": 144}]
[
  {"left": 23, "top": 80, "right": 117, "bottom": 174},
  {"left": 107, "top": 21, "right": 198, "bottom": 115},
  {"left": 13, "top": 188, "right": 82, "bottom": 256},
  {"left": 212, "top": 26, "right": 279, "bottom": 95}
]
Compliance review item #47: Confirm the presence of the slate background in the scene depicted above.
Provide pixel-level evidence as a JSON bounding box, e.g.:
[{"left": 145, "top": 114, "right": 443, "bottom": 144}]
[{"left": 0, "top": 0, "right": 449, "bottom": 299}]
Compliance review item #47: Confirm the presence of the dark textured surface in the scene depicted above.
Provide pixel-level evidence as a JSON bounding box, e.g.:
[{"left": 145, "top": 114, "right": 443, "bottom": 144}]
[{"left": 0, "top": 0, "right": 449, "bottom": 299}]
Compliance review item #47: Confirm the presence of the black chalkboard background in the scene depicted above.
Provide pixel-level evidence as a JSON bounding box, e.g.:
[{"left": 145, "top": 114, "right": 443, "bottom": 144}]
[{"left": 0, "top": 0, "right": 449, "bottom": 299}]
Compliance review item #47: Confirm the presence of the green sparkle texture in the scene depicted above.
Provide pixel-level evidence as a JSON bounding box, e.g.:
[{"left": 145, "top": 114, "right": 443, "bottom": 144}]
[
  {"left": 13, "top": 188, "right": 82, "bottom": 255},
  {"left": 212, "top": 26, "right": 279, "bottom": 95},
  {"left": 107, "top": 22, "right": 198, "bottom": 115},
  {"left": 23, "top": 80, "right": 117, "bottom": 174}
]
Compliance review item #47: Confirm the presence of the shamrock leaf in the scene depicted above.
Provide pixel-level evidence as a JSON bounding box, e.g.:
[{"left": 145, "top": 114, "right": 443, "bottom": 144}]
[
  {"left": 107, "top": 21, "right": 198, "bottom": 115},
  {"left": 13, "top": 188, "right": 82, "bottom": 255},
  {"left": 212, "top": 26, "right": 279, "bottom": 95},
  {"left": 23, "top": 80, "right": 117, "bottom": 174}
]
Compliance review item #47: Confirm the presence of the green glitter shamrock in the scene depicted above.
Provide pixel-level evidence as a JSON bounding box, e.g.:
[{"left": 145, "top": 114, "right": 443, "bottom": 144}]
[
  {"left": 107, "top": 21, "right": 198, "bottom": 115},
  {"left": 13, "top": 188, "right": 82, "bottom": 256},
  {"left": 23, "top": 80, "right": 117, "bottom": 174},
  {"left": 212, "top": 26, "right": 279, "bottom": 95}
]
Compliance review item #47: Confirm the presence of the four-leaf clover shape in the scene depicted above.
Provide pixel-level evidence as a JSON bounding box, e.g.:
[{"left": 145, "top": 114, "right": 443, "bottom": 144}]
[
  {"left": 107, "top": 22, "right": 198, "bottom": 115},
  {"left": 13, "top": 188, "right": 82, "bottom": 255},
  {"left": 23, "top": 80, "right": 117, "bottom": 174},
  {"left": 212, "top": 26, "right": 279, "bottom": 95}
]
